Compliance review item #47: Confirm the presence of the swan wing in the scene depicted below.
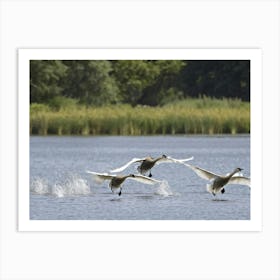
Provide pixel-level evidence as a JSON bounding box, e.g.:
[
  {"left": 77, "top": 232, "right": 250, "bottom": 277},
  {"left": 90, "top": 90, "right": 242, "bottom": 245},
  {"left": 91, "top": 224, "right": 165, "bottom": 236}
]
[
  {"left": 110, "top": 158, "right": 145, "bottom": 173},
  {"left": 184, "top": 163, "right": 219, "bottom": 181},
  {"left": 228, "top": 176, "right": 251, "bottom": 187},
  {"left": 156, "top": 156, "right": 194, "bottom": 165},
  {"left": 127, "top": 174, "right": 161, "bottom": 185},
  {"left": 86, "top": 170, "right": 116, "bottom": 184}
]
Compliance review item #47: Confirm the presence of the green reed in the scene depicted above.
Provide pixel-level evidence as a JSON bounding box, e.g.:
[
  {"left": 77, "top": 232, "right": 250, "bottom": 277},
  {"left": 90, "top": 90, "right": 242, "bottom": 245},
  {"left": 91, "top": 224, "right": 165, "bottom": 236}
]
[{"left": 30, "top": 98, "right": 250, "bottom": 135}]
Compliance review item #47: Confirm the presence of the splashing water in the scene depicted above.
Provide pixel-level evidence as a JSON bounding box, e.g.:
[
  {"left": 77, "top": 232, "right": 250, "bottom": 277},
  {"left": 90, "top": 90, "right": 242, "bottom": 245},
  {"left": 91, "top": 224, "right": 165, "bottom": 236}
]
[
  {"left": 30, "top": 175, "right": 91, "bottom": 197},
  {"left": 30, "top": 177, "right": 49, "bottom": 195},
  {"left": 155, "top": 180, "right": 173, "bottom": 197}
]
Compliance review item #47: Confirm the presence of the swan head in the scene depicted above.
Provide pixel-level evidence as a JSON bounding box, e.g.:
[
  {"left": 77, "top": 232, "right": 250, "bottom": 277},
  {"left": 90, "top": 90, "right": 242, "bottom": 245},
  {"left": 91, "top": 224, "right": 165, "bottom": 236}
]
[{"left": 233, "top": 167, "right": 243, "bottom": 175}]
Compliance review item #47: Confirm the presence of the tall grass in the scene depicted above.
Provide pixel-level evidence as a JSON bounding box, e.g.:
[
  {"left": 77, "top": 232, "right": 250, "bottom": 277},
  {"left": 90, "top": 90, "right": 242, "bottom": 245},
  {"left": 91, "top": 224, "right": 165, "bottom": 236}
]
[{"left": 30, "top": 97, "right": 250, "bottom": 135}]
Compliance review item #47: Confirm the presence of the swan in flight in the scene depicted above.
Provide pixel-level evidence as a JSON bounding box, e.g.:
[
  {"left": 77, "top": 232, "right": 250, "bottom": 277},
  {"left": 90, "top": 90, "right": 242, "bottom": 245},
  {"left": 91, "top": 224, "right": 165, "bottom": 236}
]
[
  {"left": 110, "top": 155, "right": 194, "bottom": 177},
  {"left": 86, "top": 171, "right": 161, "bottom": 196},
  {"left": 183, "top": 164, "right": 250, "bottom": 196}
]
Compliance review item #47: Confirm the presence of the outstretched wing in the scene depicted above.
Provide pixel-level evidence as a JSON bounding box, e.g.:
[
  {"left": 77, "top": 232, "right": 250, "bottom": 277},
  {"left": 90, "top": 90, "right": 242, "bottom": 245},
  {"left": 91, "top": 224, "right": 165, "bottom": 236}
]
[
  {"left": 86, "top": 170, "right": 116, "bottom": 184},
  {"left": 110, "top": 158, "right": 145, "bottom": 173},
  {"left": 183, "top": 163, "right": 220, "bottom": 181},
  {"left": 127, "top": 174, "right": 161, "bottom": 185},
  {"left": 228, "top": 176, "right": 251, "bottom": 187},
  {"left": 156, "top": 156, "right": 194, "bottom": 165}
]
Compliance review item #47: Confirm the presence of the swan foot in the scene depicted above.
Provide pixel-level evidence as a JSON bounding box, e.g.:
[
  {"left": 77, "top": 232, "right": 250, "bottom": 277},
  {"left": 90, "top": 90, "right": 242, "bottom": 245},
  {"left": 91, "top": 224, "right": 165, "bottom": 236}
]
[
  {"left": 118, "top": 190, "right": 122, "bottom": 196},
  {"left": 148, "top": 172, "right": 152, "bottom": 178},
  {"left": 221, "top": 188, "right": 225, "bottom": 194}
]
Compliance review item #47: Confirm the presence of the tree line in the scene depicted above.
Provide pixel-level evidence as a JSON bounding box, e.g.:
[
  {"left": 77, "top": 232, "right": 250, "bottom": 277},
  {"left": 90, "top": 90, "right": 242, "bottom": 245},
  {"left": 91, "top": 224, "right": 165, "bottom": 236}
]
[{"left": 30, "top": 60, "right": 250, "bottom": 107}]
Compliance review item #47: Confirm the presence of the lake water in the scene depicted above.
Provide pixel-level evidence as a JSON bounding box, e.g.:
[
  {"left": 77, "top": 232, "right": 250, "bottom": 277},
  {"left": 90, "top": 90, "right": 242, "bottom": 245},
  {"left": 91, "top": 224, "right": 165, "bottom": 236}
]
[{"left": 30, "top": 135, "right": 250, "bottom": 220}]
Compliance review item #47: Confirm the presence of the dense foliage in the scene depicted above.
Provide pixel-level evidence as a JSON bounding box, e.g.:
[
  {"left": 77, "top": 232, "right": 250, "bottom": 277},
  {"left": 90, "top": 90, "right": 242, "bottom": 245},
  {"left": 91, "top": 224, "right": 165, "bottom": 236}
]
[
  {"left": 30, "top": 60, "right": 250, "bottom": 107},
  {"left": 30, "top": 98, "right": 250, "bottom": 136}
]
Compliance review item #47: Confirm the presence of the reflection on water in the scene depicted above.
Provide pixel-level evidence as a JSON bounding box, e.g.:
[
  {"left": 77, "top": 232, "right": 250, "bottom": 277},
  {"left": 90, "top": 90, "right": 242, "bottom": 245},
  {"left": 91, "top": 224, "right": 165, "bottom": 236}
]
[{"left": 30, "top": 135, "right": 250, "bottom": 220}]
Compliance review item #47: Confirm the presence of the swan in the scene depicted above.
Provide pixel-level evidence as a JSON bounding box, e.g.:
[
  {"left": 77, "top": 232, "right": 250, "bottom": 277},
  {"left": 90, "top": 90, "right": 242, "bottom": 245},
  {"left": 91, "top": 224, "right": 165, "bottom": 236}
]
[
  {"left": 110, "top": 155, "right": 194, "bottom": 177},
  {"left": 183, "top": 164, "right": 250, "bottom": 196},
  {"left": 86, "top": 171, "right": 161, "bottom": 196}
]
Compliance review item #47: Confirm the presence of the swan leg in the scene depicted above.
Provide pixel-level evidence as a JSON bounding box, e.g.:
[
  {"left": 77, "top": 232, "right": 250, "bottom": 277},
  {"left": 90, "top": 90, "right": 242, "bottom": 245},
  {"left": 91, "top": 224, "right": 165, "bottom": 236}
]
[
  {"left": 118, "top": 188, "right": 122, "bottom": 196},
  {"left": 221, "top": 188, "right": 225, "bottom": 194},
  {"left": 148, "top": 172, "right": 152, "bottom": 178}
]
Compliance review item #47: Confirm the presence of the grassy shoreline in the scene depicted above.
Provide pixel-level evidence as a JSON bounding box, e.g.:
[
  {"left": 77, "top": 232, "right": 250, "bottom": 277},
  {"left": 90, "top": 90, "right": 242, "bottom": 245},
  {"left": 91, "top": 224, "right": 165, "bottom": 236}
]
[{"left": 30, "top": 98, "right": 250, "bottom": 136}]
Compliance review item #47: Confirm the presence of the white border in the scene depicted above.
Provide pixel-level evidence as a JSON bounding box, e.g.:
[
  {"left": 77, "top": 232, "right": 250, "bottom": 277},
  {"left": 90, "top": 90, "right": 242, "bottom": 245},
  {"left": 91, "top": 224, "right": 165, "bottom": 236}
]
[{"left": 18, "top": 48, "right": 262, "bottom": 232}]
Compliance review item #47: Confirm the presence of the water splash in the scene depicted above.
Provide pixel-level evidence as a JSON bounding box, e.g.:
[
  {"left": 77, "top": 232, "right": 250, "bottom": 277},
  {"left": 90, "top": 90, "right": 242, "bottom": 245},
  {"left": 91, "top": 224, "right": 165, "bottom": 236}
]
[
  {"left": 30, "top": 175, "right": 90, "bottom": 197},
  {"left": 30, "top": 177, "right": 49, "bottom": 195},
  {"left": 155, "top": 180, "right": 173, "bottom": 197}
]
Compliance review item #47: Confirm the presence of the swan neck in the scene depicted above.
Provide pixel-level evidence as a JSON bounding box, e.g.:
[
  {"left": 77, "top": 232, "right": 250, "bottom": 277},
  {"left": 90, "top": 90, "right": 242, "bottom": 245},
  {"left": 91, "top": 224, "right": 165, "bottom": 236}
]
[{"left": 228, "top": 169, "right": 239, "bottom": 178}]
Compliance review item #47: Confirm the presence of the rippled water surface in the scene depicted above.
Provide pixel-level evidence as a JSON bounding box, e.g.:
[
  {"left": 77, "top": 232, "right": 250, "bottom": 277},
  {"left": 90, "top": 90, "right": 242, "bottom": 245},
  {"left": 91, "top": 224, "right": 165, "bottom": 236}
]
[{"left": 30, "top": 136, "right": 250, "bottom": 220}]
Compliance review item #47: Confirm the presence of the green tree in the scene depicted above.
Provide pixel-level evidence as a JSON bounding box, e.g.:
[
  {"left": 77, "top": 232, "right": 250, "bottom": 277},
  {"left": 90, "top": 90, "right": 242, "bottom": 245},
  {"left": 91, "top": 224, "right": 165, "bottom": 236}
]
[
  {"left": 112, "top": 60, "right": 160, "bottom": 105},
  {"left": 30, "top": 59, "right": 250, "bottom": 107},
  {"left": 140, "top": 60, "right": 186, "bottom": 105},
  {"left": 63, "top": 60, "right": 119, "bottom": 106},
  {"left": 113, "top": 60, "right": 186, "bottom": 106},
  {"left": 30, "top": 60, "right": 68, "bottom": 103},
  {"left": 179, "top": 60, "right": 250, "bottom": 101}
]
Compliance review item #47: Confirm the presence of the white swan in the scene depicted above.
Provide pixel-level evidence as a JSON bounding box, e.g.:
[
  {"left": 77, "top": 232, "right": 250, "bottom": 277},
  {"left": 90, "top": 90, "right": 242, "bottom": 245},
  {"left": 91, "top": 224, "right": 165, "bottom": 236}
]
[
  {"left": 183, "top": 164, "right": 250, "bottom": 196},
  {"left": 110, "top": 155, "right": 194, "bottom": 177},
  {"left": 86, "top": 171, "right": 161, "bottom": 196}
]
